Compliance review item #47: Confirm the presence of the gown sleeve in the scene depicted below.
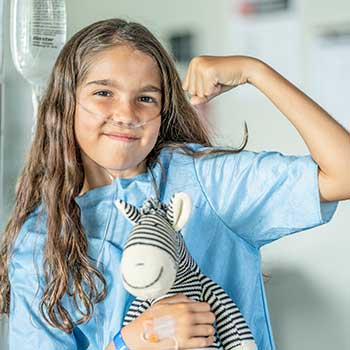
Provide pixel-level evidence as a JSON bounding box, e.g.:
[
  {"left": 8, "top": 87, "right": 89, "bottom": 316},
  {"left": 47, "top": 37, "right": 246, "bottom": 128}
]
[
  {"left": 8, "top": 226, "right": 79, "bottom": 350},
  {"left": 194, "top": 149, "right": 338, "bottom": 247}
]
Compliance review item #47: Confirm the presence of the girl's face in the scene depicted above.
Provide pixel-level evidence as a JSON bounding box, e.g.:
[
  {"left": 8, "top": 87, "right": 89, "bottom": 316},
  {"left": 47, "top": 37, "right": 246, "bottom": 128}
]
[{"left": 75, "top": 45, "right": 162, "bottom": 182}]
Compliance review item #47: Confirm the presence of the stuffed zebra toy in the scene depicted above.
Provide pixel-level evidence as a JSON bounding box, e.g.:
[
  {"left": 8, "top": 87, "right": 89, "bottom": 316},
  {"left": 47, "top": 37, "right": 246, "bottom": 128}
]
[{"left": 115, "top": 193, "right": 257, "bottom": 350}]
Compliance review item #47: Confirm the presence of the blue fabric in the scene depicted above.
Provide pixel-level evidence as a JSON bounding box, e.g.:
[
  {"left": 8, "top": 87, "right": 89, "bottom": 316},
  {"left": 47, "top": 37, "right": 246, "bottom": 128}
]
[{"left": 8, "top": 143, "right": 338, "bottom": 350}]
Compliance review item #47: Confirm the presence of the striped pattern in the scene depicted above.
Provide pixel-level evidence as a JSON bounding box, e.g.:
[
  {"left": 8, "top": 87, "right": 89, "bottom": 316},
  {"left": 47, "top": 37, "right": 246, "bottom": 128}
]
[
  {"left": 124, "top": 214, "right": 179, "bottom": 263},
  {"left": 120, "top": 198, "right": 256, "bottom": 350}
]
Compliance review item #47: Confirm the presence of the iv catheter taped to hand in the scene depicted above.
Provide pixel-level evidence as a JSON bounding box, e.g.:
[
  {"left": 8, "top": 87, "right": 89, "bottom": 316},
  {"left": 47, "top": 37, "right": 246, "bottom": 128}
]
[{"left": 141, "top": 315, "right": 179, "bottom": 350}]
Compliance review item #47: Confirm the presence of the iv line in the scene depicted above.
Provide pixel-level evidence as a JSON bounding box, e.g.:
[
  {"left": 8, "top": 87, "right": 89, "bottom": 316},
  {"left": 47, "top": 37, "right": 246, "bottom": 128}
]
[
  {"left": 79, "top": 143, "right": 161, "bottom": 269},
  {"left": 95, "top": 163, "right": 160, "bottom": 270},
  {"left": 78, "top": 102, "right": 161, "bottom": 129},
  {"left": 95, "top": 169, "right": 115, "bottom": 270}
]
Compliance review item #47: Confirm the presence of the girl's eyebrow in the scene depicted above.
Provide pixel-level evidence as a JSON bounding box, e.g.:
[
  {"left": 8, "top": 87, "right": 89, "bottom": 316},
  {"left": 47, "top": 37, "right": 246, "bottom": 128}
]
[{"left": 85, "top": 79, "right": 162, "bottom": 93}]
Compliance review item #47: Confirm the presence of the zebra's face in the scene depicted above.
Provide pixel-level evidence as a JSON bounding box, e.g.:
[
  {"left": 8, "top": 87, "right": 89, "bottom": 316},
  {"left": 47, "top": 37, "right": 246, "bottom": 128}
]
[
  {"left": 115, "top": 193, "right": 192, "bottom": 300},
  {"left": 120, "top": 213, "right": 179, "bottom": 300}
]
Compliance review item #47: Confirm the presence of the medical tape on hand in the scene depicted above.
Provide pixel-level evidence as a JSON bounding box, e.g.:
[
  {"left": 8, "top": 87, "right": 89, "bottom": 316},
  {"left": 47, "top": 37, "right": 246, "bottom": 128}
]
[{"left": 141, "top": 315, "right": 176, "bottom": 343}]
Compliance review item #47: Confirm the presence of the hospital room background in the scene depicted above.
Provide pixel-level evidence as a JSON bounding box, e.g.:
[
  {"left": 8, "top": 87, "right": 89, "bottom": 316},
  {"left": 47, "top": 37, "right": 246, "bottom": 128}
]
[{"left": 0, "top": 0, "right": 349, "bottom": 349}]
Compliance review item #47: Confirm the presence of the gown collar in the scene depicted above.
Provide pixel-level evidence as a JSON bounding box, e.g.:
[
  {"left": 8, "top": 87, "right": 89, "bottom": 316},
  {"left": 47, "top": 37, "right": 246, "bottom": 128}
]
[{"left": 74, "top": 161, "right": 162, "bottom": 209}]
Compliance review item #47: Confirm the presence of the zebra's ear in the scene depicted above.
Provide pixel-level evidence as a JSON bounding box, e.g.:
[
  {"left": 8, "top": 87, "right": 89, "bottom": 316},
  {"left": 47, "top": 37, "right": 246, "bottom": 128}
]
[
  {"left": 114, "top": 199, "right": 141, "bottom": 225},
  {"left": 166, "top": 192, "right": 192, "bottom": 231}
]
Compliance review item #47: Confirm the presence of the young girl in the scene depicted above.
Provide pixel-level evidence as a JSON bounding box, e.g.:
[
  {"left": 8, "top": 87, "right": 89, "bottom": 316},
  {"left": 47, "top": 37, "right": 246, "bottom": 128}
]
[{"left": 0, "top": 18, "right": 348, "bottom": 350}]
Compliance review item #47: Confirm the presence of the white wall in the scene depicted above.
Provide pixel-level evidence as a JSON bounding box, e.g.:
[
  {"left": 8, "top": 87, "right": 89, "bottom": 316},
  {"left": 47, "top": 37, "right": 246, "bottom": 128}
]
[
  {"left": 0, "top": 0, "right": 33, "bottom": 230},
  {"left": 1, "top": 1, "right": 349, "bottom": 349},
  {"left": 0, "top": 0, "right": 33, "bottom": 347}
]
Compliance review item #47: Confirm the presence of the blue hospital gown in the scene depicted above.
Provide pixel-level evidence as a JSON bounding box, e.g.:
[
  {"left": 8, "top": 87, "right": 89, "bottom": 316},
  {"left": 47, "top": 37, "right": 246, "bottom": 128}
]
[{"left": 8, "top": 143, "right": 338, "bottom": 350}]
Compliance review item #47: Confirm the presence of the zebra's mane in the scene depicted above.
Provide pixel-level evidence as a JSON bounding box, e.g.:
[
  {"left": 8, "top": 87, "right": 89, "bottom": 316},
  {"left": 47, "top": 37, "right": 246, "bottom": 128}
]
[{"left": 140, "top": 197, "right": 168, "bottom": 218}]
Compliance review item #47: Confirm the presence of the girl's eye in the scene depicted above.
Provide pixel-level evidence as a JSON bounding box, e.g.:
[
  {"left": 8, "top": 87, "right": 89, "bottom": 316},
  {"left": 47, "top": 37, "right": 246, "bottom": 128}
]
[
  {"left": 94, "top": 90, "right": 113, "bottom": 97},
  {"left": 139, "top": 96, "right": 157, "bottom": 103}
]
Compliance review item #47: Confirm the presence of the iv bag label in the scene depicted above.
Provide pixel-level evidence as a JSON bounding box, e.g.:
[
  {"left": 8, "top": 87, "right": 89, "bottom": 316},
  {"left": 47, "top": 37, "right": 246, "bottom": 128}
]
[{"left": 32, "top": 0, "right": 66, "bottom": 49}]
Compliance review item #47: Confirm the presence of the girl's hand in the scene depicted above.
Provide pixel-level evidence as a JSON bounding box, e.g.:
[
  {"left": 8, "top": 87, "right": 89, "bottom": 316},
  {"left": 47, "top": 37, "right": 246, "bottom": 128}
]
[
  {"left": 105, "top": 293, "right": 216, "bottom": 350},
  {"left": 182, "top": 55, "right": 258, "bottom": 105}
]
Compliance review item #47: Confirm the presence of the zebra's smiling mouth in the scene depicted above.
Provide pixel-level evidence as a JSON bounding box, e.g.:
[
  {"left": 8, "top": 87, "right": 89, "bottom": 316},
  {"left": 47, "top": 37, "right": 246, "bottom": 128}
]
[{"left": 122, "top": 266, "right": 164, "bottom": 289}]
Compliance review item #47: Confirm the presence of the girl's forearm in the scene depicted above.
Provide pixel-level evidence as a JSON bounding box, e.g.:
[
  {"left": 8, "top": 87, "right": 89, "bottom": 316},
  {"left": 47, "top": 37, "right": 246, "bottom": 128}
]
[{"left": 246, "top": 58, "right": 350, "bottom": 200}]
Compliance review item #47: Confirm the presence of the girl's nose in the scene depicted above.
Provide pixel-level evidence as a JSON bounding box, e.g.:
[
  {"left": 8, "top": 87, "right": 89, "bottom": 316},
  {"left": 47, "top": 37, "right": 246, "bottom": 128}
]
[
  {"left": 106, "top": 99, "right": 141, "bottom": 129},
  {"left": 109, "top": 99, "right": 137, "bottom": 121}
]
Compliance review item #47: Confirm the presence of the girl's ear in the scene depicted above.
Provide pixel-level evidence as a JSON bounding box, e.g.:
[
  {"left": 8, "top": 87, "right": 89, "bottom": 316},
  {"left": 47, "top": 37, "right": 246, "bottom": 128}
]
[
  {"left": 114, "top": 200, "right": 141, "bottom": 225},
  {"left": 166, "top": 192, "right": 192, "bottom": 231}
]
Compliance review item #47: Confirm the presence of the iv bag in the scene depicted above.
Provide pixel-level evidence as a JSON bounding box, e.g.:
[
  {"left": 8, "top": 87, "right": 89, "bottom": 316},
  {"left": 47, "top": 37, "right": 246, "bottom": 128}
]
[
  {"left": 0, "top": 0, "right": 4, "bottom": 76},
  {"left": 10, "top": 0, "right": 67, "bottom": 130}
]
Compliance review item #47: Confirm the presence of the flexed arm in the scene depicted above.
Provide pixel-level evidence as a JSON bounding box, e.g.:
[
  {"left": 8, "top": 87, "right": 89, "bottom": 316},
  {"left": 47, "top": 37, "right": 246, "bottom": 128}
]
[{"left": 182, "top": 55, "right": 350, "bottom": 202}]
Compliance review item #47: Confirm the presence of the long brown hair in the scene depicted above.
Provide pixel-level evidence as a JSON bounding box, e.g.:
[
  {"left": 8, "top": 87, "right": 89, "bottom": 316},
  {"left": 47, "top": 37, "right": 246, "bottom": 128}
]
[{"left": 0, "top": 18, "right": 248, "bottom": 333}]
